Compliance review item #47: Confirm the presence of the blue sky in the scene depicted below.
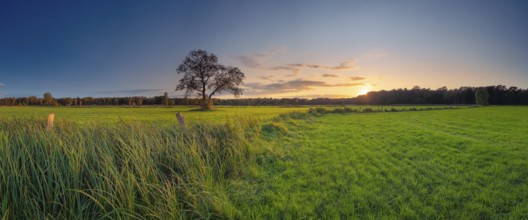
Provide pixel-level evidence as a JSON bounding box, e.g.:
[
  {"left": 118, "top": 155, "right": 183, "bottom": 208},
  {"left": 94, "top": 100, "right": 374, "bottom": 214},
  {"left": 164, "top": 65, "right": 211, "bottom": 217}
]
[{"left": 1, "top": 0, "right": 527, "bottom": 98}]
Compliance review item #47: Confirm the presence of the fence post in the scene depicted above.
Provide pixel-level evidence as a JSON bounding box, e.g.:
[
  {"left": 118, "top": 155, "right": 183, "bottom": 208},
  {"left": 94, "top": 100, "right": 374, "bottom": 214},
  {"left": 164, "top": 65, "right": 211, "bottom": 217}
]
[
  {"left": 176, "top": 112, "right": 185, "bottom": 127},
  {"left": 46, "top": 113, "right": 54, "bottom": 131}
]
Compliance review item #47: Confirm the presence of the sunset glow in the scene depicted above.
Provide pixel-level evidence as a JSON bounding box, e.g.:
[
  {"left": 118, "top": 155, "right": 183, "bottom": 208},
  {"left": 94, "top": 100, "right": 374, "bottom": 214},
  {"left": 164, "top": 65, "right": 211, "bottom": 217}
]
[{"left": 359, "top": 88, "right": 370, "bottom": 96}]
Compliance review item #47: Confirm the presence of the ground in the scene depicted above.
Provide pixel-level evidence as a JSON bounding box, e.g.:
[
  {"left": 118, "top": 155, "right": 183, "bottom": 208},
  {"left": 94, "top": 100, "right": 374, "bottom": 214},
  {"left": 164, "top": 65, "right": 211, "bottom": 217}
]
[
  {"left": 0, "top": 106, "right": 308, "bottom": 124},
  {"left": 230, "top": 106, "right": 528, "bottom": 219},
  {"left": 1, "top": 106, "right": 527, "bottom": 218}
]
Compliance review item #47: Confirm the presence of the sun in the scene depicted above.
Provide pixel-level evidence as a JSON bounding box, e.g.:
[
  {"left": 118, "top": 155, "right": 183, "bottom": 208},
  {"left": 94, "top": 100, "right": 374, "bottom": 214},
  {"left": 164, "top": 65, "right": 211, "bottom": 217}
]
[{"left": 359, "top": 88, "right": 370, "bottom": 95}]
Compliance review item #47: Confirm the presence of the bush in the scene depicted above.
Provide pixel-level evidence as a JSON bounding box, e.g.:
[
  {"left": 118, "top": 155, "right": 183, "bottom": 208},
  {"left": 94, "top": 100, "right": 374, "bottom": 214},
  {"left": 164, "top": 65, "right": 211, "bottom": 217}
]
[
  {"left": 344, "top": 107, "right": 356, "bottom": 113},
  {"left": 201, "top": 98, "right": 214, "bottom": 110},
  {"left": 362, "top": 107, "right": 374, "bottom": 113},
  {"left": 309, "top": 107, "right": 328, "bottom": 115},
  {"left": 262, "top": 122, "right": 288, "bottom": 136},
  {"left": 274, "top": 111, "right": 310, "bottom": 121},
  {"left": 331, "top": 107, "right": 356, "bottom": 113},
  {"left": 332, "top": 108, "right": 343, "bottom": 113}
]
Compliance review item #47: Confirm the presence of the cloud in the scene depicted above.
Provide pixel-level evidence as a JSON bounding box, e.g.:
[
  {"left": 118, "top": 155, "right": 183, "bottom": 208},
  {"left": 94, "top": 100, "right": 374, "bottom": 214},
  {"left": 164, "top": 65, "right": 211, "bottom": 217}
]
[
  {"left": 0, "top": 82, "right": 5, "bottom": 87},
  {"left": 95, "top": 89, "right": 162, "bottom": 95},
  {"left": 267, "top": 59, "right": 358, "bottom": 76},
  {"left": 322, "top": 74, "right": 339, "bottom": 78},
  {"left": 285, "top": 68, "right": 302, "bottom": 77},
  {"left": 350, "top": 76, "right": 366, "bottom": 81},
  {"left": 236, "top": 46, "right": 287, "bottom": 69},
  {"left": 284, "top": 59, "right": 357, "bottom": 71},
  {"left": 246, "top": 79, "right": 364, "bottom": 93},
  {"left": 259, "top": 75, "right": 275, "bottom": 81},
  {"left": 237, "top": 53, "right": 267, "bottom": 68},
  {"left": 283, "top": 94, "right": 353, "bottom": 99},
  {"left": 237, "top": 48, "right": 358, "bottom": 77}
]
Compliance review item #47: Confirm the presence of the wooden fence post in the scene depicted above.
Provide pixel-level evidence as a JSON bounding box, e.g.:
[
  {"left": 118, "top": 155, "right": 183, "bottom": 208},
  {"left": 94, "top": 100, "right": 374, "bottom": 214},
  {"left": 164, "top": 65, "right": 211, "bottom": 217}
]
[
  {"left": 176, "top": 112, "right": 185, "bottom": 127},
  {"left": 46, "top": 113, "right": 54, "bottom": 131}
]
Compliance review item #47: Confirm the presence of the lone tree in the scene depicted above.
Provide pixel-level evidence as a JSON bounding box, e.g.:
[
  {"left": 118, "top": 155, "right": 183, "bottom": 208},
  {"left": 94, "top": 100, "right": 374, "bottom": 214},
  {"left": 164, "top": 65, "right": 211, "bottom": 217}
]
[
  {"left": 475, "top": 87, "right": 489, "bottom": 105},
  {"left": 176, "top": 49, "right": 245, "bottom": 110}
]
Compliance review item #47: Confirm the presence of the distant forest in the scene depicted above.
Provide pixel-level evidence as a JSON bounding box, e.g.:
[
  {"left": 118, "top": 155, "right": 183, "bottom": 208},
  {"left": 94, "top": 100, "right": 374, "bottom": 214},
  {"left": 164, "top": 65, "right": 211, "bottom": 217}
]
[{"left": 1, "top": 85, "right": 527, "bottom": 106}]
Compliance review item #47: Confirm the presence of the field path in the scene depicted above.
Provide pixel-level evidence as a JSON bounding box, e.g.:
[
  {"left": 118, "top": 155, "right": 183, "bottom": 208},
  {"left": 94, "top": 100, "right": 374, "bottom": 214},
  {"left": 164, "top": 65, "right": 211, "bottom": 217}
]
[{"left": 232, "top": 107, "right": 528, "bottom": 219}]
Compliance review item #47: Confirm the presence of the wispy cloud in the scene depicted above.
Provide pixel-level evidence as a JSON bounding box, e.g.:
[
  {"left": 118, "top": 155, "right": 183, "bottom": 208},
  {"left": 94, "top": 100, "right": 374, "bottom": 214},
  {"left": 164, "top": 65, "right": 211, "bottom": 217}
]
[
  {"left": 95, "top": 89, "right": 162, "bottom": 95},
  {"left": 276, "top": 59, "right": 357, "bottom": 71},
  {"left": 322, "top": 74, "right": 339, "bottom": 78},
  {"left": 246, "top": 79, "right": 364, "bottom": 94},
  {"left": 236, "top": 46, "right": 287, "bottom": 69},
  {"left": 237, "top": 48, "right": 358, "bottom": 77},
  {"left": 285, "top": 94, "right": 353, "bottom": 99},
  {"left": 350, "top": 76, "right": 366, "bottom": 81},
  {"left": 259, "top": 75, "right": 275, "bottom": 81},
  {"left": 0, "top": 82, "right": 5, "bottom": 87},
  {"left": 285, "top": 69, "right": 302, "bottom": 77},
  {"left": 237, "top": 53, "right": 267, "bottom": 68},
  {"left": 264, "top": 59, "right": 357, "bottom": 77}
]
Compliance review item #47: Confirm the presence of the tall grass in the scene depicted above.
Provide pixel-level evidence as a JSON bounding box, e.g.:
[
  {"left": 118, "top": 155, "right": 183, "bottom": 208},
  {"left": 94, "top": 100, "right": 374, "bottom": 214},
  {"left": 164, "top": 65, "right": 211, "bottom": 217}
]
[{"left": 0, "top": 116, "right": 261, "bottom": 219}]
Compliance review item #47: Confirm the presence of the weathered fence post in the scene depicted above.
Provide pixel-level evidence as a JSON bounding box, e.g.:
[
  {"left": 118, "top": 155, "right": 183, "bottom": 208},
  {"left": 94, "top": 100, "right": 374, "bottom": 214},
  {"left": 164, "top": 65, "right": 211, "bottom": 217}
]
[
  {"left": 176, "top": 112, "right": 185, "bottom": 127},
  {"left": 46, "top": 113, "right": 54, "bottom": 131}
]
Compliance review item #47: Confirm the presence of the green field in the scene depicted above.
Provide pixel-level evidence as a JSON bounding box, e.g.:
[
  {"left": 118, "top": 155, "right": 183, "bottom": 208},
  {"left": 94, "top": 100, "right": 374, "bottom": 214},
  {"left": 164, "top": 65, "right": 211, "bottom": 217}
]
[
  {"left": 0, "top": 105, "right": 454, "bottom": 124},
  {"left": 0, "top": 106, "right": 309, "bottom": 124},
  {"left": 1, "top": 106, "right": 527, "bottom": 219},
  {"left": 231, "top": 106, "right": 528, "bottom": 218}
]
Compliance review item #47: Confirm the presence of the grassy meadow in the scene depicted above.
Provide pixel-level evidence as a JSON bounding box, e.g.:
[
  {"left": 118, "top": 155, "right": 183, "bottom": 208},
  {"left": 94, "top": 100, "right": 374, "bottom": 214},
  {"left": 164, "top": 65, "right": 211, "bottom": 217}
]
[
  {"left": 1, "top": 106, "right": 527, "bottom": 219},
  {"left": 0, "top": 106, "right": 309, "bottom": 125},
  {"left": 0, "top": 105, "right": 453, "bottom": 125},
  {"left": 231, "top": 106, "right": 528, "bottom": 219}
]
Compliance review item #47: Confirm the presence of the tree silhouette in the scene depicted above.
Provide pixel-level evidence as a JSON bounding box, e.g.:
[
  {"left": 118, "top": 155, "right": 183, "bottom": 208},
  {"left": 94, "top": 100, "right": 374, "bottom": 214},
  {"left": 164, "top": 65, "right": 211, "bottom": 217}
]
[
  {"left": 162, "top": 92, "right": 169, "bottom": 106},
  {"left": 175, "top": 49, "right": 245, "bottom": 110},
  {"left": 42, "top": 92, "right": 56, "bottom": 106},
  {"left": 475, "top": 87, "right": 490, "bottom": 105}
]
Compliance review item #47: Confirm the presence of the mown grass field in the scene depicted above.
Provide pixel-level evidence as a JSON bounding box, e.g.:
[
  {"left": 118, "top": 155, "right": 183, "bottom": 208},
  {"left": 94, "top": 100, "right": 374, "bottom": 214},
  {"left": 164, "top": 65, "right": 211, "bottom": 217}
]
[
  {"left": 1, "top": 106, "right": 527, "bottom": 219},
  {"left": 231, "top": 106, "right": 528, "bottom": 219}
]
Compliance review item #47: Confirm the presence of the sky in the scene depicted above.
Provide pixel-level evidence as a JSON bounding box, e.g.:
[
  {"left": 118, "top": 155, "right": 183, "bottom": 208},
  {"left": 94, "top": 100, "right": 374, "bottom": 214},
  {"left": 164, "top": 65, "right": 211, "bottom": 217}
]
[{"left": 1, "top": 0, "right": 528, "bottom": 98}]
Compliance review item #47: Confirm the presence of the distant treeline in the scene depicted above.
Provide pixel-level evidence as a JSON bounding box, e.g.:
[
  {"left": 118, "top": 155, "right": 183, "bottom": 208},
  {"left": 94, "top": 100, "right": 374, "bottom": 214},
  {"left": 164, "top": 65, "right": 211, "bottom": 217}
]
[
  {"left": 355, "top": 85, "right": 528, "bottom": 105},
  {"left": 218, "top": 85, "right": 528, "bottom": 106},
  {"left": 0, "top": 85, "right": 527, "bottom": 106}
]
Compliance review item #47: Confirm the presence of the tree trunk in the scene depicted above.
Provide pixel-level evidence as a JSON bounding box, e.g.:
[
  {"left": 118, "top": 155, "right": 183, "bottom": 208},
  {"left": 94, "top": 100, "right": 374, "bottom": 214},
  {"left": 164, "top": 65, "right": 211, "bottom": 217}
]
[
  {"left": 201, "top": 85, "right": 208, "bottom": 109},
  {"left": 201, "top": 96, "right": 209, "bottom": 110},
  {"left": 201, "top": 98, "right": 212, "bottom": 110}
]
